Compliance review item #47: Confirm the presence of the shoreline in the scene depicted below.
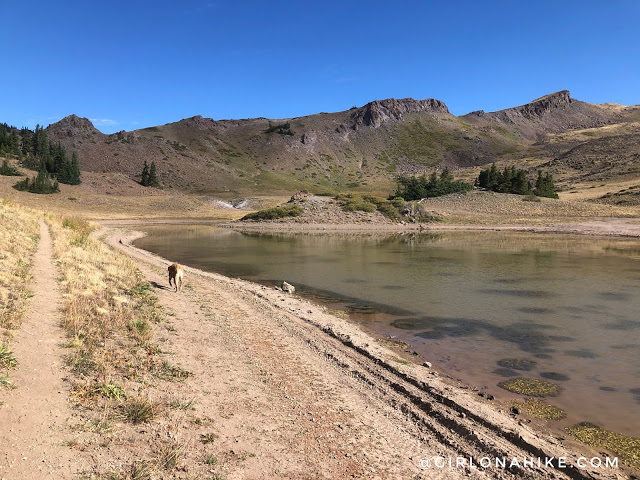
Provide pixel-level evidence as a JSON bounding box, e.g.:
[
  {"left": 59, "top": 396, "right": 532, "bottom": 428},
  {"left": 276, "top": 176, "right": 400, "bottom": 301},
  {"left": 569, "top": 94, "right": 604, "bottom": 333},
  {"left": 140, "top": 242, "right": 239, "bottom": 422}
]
[
  {"left": 100, "top": 222, "right": 632, "bottom": 479},
  {"left": 99, "top": 216, "right": 640, "bottom": 238}
]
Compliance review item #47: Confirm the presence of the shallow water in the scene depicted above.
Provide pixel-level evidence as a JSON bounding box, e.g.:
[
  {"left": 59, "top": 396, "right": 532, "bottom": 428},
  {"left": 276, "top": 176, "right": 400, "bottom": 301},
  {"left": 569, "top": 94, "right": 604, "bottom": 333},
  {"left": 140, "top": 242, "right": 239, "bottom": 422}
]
[{"left": 134, "top": 226, "right": 640, "bottom": 435}]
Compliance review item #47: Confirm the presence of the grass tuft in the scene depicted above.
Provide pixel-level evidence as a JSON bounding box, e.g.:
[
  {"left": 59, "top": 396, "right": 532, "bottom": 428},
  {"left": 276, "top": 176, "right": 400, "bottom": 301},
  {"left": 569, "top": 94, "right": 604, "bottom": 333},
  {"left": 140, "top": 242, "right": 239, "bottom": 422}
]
[
  {"left": 122, "top": 397, "right": 156, "bottom": 424},
  {"left": 159, "top": 442, "right": 185, "bottom": 470},
  {"left": 0, "top": 344, "right": 18, "bottom": 370}
]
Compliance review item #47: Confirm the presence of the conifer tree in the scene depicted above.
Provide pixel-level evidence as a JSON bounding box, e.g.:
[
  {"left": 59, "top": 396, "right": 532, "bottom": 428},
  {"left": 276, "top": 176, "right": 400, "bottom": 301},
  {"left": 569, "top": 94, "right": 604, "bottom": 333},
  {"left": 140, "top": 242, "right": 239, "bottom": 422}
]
[
  {"left": 148, "top": 161, "right": 159, "bottom": 186},
  {"left": 68, "top": 152, "right": 81, "bottom": 185},
  {"left": 534, "top": 171, "right": 558, "bottom": 199},
  {"left": 141, "top": 160, "right": 150, "bottom": 186}
]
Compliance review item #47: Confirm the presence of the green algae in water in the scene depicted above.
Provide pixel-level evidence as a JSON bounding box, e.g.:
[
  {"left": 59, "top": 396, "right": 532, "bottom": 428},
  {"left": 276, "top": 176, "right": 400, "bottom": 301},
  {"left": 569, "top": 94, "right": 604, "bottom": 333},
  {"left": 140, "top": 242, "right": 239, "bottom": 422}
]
[
  {"left": 498, "top": 378, "right": 561, "bottom": 397},
  {"left": 512, "top": 398, "right": 566, "bottom": 420},
  {"left": 540, "top": 372, "right": 570, "bottom": 382},
  {"left": 497, "top": 358, "right": 537, "bottom": 371},
  {"left": 566, "top": 424, "right": 640, "bottom": 471}
]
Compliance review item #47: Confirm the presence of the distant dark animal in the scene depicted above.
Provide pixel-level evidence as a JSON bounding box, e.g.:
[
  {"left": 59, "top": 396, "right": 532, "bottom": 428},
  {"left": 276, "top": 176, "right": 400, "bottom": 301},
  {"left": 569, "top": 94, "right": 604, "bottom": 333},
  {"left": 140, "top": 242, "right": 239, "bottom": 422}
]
[{"left": 168, "top": 263, "right": 184, "bottom": 292}]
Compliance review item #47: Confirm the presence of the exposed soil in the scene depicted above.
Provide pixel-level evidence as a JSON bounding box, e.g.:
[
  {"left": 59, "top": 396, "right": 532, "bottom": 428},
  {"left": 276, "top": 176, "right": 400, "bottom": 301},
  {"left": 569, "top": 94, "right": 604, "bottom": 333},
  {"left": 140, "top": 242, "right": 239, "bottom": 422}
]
[{"left": 0, "top": 219, "right": 89, "bottom": 478}]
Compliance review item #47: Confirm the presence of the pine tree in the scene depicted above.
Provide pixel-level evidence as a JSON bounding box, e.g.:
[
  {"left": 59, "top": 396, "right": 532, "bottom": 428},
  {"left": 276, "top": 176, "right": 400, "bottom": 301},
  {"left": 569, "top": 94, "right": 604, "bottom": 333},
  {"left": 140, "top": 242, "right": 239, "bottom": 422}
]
[
  {"left": 140, "top": 160, "right": 150, "bottom": 186},
  {"left": 148, "top": 161, "right": 159, "bottom": 186},
  {"left": 534, "top": 171, "right": 558, "bottom": 199},
  {"left": 68, "top": 152, "right": 81, "bottom": 185}
]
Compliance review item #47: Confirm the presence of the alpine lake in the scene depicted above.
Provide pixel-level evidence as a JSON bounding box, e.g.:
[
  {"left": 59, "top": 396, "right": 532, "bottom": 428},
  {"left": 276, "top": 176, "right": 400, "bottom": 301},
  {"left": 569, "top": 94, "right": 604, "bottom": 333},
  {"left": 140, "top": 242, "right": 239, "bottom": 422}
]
[{"left": 134, "top": 225, "right": 640, "bottom": 436}]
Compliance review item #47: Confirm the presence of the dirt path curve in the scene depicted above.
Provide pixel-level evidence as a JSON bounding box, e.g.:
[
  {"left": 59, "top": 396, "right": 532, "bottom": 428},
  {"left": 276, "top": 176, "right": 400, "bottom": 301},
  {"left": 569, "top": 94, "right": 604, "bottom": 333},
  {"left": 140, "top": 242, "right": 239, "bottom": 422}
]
[{"left": 0, "top": 218, "right": 86, "bottom": 479}]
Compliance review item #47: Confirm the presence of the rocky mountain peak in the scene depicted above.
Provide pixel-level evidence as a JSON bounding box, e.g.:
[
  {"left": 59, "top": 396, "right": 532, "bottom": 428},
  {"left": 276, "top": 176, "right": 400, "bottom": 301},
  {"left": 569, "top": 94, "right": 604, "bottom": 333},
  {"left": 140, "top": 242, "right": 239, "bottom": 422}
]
[
  {"left": 515, "top": 90, "right": 572, "bottom": 118},
  {"left": 351, "top": 97, "right": 449, "bottom": 128},
  {"left": 46, "top": 115, "right": 102, "bottom": 138}
]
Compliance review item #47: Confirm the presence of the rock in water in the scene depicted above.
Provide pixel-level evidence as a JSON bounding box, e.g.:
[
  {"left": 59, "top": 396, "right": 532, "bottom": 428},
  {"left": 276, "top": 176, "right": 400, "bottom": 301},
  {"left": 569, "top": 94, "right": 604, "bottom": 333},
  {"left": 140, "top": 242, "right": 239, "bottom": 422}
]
[{"left": 282, "top": 281, "right": 295, "bottom": 293}]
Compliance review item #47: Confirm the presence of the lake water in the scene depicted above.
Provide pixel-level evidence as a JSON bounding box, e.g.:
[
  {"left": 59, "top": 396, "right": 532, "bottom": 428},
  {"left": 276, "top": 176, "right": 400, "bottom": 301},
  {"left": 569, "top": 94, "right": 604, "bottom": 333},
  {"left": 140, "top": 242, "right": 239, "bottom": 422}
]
[{"left": 134, "top": 225, "right": 640, "bottom": 436}]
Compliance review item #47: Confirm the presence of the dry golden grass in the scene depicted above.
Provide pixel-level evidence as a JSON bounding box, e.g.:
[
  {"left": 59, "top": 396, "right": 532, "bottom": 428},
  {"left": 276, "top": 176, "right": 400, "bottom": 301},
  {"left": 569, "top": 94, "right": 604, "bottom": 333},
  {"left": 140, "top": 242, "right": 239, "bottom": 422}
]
[
  {"left": 47, "top": 214, "right": 202, "bottom": 476},
  {"left": 0, "top": 199, "right": 39, "bottom": 387},
  {"left": 48, "top": 214, "right": 164, "bottom": 390},
  {"left": 0, "top": 172, "right": 249, "bottom": 221}
]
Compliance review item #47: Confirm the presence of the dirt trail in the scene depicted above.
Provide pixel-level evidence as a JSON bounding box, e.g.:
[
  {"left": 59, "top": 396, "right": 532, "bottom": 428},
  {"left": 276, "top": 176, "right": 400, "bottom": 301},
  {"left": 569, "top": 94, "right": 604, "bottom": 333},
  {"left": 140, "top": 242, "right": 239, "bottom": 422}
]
[
  {"left": 101, "top": 227, "right": 627, "bottom": 480},
  {"left": 0, "top": 219, "right": 86, "bottom": 479}
]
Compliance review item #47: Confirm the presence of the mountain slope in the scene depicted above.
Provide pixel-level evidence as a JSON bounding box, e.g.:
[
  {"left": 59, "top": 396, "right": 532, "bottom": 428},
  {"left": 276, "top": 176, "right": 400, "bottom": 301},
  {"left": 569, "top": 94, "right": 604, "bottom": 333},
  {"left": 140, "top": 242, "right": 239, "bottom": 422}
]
[{"left": 45, "top": 91, "right": 640, "bottom": 195}]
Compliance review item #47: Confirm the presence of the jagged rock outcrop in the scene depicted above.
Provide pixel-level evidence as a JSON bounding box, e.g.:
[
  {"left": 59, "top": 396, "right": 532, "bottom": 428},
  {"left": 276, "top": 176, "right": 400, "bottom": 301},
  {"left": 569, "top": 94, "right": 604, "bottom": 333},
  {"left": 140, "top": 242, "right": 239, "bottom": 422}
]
[
  {"left": 462, "top": 90, "right": 620, "bottom": 139},
  {"left": 513, "top": 90, "right": 572, "bottom": 119},
  {"left": 351, "top": 98, "right": 449, "bottom": 129},
  {"left": 46, "top": 115, "right": 103, "bottom": 139}
]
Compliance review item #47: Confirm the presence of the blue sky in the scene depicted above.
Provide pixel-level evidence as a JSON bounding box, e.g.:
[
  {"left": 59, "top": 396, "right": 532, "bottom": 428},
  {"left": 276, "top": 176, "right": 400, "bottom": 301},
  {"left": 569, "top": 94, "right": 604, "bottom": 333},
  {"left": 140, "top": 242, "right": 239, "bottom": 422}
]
[{"left": 1, "top": 0, "right": 639, "bottom": 133}]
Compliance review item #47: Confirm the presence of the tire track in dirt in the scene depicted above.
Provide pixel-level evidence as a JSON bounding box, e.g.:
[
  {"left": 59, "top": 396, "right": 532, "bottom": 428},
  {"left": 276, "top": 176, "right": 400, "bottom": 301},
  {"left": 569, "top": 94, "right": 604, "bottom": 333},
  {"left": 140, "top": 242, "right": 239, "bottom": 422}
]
[{"left": 0, "top": 218, "right": 87, "bottom": 479}]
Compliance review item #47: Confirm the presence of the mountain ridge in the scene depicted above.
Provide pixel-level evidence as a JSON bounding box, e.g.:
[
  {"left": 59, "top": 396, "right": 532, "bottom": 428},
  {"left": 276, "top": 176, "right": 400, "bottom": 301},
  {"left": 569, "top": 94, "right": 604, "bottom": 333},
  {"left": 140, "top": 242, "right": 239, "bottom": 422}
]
[{"left": 44, "top": 91, "right": 640, "bottom": 195}]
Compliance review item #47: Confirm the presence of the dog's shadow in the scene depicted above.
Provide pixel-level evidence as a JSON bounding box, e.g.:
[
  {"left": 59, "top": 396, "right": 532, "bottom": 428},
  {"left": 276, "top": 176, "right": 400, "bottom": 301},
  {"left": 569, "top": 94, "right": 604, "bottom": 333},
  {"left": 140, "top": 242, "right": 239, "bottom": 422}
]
[{"left": 150, "top": 281, "right": 171, "bottom": 291}]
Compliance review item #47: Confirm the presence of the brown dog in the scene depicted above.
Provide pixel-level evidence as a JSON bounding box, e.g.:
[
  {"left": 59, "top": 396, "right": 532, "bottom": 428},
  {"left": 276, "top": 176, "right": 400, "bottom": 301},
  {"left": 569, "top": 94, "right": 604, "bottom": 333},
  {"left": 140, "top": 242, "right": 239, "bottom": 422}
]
[{"left": 168, "top": 263, "right": 184, "bottom": 292}]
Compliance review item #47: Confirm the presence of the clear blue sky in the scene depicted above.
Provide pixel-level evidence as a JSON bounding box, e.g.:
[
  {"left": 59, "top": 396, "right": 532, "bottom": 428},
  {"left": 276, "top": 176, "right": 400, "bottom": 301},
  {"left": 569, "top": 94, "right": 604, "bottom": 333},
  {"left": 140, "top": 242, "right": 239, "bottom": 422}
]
[{"left": 1, "top": 0, "right": 639, "bottom": 133}]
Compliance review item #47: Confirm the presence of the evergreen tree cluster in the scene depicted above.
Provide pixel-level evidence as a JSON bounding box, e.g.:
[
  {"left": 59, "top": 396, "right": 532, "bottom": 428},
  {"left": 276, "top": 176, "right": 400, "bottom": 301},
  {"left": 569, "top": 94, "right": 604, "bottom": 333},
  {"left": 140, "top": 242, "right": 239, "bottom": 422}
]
[
  {"left": 13, "top": 170, "right": 60, "bottom": 194},
  {"left": 394, "top": 168, "right": 473, "bottom": 201},
  {"left": 0, "top": 123, "right": 80, "bottom": 184},
  {"left": 140, "top": 160, "right": 159, "bottom": 186},
  {"left": 533, "top": 170, "right": 559, "bottom": 199},
  {"left": 264, "top": 121, "right": 294, "bottom": 136},
  {"left": 476, "top": 164, "right": 558, "bottom": 198},
  {"left": 476, "top": 164, "right": 531, "bottom": 195}
]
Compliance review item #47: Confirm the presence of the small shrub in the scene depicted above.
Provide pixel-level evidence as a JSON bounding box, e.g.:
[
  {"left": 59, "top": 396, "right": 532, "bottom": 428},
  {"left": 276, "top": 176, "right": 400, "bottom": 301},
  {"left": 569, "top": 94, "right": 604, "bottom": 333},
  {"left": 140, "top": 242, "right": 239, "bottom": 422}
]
[
  {"left": 0, "top": 158, "right": 22, "bottom": 176},
  {"left": 13, "top": 170, "right": 59, "bottom": 194},
  {"left": 241, "top": 204, "right": 303, "bottom": 221},
  {"left": 264, "top": 121, "right": 294, "bottom": 136},
  {"left": 94, "top": 382, "right": 127, "bottom": 400},
  {"left": 205, "top": 455, "right": 219, "bottom": 465},
  {"left": 522, "top": 194, "right": 541, "bottom": 202}
]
